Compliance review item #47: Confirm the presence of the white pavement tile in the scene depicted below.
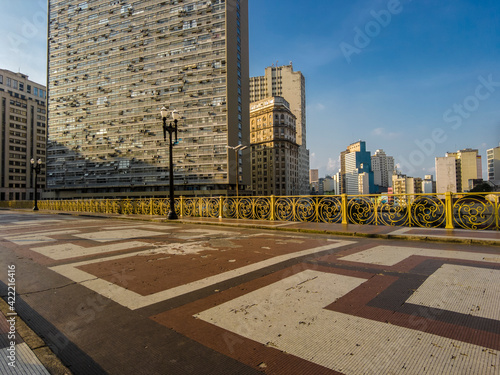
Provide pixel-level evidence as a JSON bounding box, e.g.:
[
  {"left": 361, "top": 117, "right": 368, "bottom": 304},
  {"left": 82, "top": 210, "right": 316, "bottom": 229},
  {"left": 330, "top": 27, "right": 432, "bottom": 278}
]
[
  {"left": 339, "top": 245, "right": 500, "bottom": 266},
  {"left": 196, "top": 270, "right": 500, "bottom": 374},
  {"left": 31, "top": 241, "right": 151, "bottom": 260},
  {"left": 3, "top": 230, "right": 81, "bottom": 246},
  {"left": 73, "top": 229, "right": 166, "bottom": 242},
  {"left": 407, "top": 264, "right": 500, "bottom": 320},
  {"left": 0, "top": 340, "right": 50, "bottom": 375}
]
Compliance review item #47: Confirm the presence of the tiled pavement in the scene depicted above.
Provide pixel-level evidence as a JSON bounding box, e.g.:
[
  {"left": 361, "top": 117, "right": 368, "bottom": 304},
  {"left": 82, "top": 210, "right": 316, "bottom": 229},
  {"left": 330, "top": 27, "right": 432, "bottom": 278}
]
[
  {"left": 0, "top": 209, "right": 499, "bottom": 374},
  {"left": 0, "top": 308, "right": 50, "bottom": 375}
]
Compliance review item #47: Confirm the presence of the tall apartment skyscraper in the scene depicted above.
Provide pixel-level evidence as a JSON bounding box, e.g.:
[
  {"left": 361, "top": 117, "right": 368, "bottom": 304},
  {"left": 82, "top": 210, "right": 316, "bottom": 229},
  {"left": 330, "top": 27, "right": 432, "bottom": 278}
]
[
  {"left": 0, "top": 69, "right": 47, "bottom": 201},
  {"left": 435, "top": 148, "right": 482, "bottom": 193},
  {"left": 250, "top": 64, "right": 309, "bottom": 195},
  {"left": 371, "top": 149, "right": 394, "bottom": 191},
  {"left": 487, "top": 145, "right": 500, "bottom": 185},
  {"left": 46, "top": 0, "right": 249, "bottom": 198}
]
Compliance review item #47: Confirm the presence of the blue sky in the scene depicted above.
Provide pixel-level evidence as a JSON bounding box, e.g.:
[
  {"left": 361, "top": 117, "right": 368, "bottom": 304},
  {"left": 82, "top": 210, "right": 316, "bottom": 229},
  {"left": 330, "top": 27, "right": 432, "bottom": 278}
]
[{"left": 1, "top": 0, "right": 499, "bottom": 178}]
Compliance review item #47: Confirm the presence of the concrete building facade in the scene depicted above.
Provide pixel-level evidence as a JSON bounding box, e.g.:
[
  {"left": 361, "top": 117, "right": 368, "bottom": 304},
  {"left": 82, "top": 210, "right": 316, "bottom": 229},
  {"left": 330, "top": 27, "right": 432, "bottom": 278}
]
[
  {"left": 46, "top": 0, "right": 249, "bottom": 199},
  {"left": 435, "top": 149, "right": 482, "bottom": 193},
  {"left": 249, "top": 97, "right": 298, "bottom": 196},
  {"left": 321, "top": 176, "right": 336, "bottom": 194},
  {"left": 435, "top": 156, "right": 460, "bottom": 193},
  {"left": 0, "top": 69, "right": 47, "bottom": 201},
  {"left": 421, "top": 174, "right": 436, "bottom": 194},
  {"left": 250, "top": 64, "right": 309, "bottom": 195},
  {"left": 392, "top": 172, "right": 422, "bottom": 195}
]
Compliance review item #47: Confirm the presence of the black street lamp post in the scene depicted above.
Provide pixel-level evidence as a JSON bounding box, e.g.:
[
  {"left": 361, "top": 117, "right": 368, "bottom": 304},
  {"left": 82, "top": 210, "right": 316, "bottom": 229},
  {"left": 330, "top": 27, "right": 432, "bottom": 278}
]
[
  {"left": 227, "top": 144, "right": 247, "bottom": 197},
  {"left": 30, "top": 158, "right": 42, "bottom": 211},
  {"left": 161, "top": 107, "right": 179, "bottom": 220}
]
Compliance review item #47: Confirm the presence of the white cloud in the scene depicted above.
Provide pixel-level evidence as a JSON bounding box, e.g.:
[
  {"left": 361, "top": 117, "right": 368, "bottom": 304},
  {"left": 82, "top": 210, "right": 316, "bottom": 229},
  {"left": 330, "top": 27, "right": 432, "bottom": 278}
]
[
  {"left": 307, "top": 103, "right": 326, "bottom": 112},
  {"left": 370, "top": 127, "right": 401, "bottom": 139},
  {"left": 326, "top": 157, "right": 339, "bottom": 174}
]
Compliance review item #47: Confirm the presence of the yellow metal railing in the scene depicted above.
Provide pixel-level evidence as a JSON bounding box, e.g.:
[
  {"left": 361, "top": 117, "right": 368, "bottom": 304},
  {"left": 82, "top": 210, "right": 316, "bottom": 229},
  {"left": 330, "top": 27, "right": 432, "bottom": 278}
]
[{"left": 5, "top": 192, "right": 498, "bottom": 230}]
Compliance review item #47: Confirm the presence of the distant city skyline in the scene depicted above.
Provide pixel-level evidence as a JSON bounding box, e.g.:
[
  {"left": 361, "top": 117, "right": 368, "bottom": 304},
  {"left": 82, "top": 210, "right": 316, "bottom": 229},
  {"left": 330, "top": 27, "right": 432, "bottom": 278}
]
[{"left": 1, "top": 0, "right": 499, "bottom": 180}]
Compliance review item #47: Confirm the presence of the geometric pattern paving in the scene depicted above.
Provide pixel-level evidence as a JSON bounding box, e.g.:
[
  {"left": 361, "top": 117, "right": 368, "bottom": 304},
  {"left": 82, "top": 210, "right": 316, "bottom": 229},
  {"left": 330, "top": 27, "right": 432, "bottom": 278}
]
[
  {"left": 1, "top": 218, "right": 354, "bottom": 310},
  {"left": 1, "top": 212, "right": 499, "bottom": 374},
  {"left": 195, "top": 269, "right": 498, "bottom": 374},
  {"left": 49, "top": 238, "right": 353, "bottom": 310},
  {"left": 154, "top": 244, "right": 500, "bottom": 374}
]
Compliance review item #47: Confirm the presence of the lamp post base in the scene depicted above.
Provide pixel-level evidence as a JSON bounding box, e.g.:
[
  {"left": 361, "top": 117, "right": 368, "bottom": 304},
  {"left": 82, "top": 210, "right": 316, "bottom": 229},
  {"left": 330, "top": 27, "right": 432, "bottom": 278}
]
[
  {"left": 167, "top": 210, "right": 178, "bottom": 220},
  {"left": 33, "top": 207, "right": 39, "bottom": 211}
]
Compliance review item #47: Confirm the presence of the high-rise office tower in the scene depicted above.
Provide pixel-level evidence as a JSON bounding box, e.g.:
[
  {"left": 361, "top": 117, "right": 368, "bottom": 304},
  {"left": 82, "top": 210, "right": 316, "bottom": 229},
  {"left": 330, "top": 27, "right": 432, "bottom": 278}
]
[
  {"left": 250, "top": 64, "right": 309, "bottom": 195},
  {"left": 46, "top": 0, "right": 249, "bottom": 199},
  {"left": 340, "top": 140, "right": 374, "bottom": 194},
  {"left": 0, "top": 69, "right": 47, "bottom": 201}
]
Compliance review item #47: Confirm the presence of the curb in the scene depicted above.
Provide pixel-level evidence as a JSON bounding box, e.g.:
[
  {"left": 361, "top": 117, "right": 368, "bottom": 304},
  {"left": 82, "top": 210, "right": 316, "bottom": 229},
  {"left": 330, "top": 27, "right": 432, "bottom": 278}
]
[{"left": 0, "top": 298, "right": 73, "bottom": 375}]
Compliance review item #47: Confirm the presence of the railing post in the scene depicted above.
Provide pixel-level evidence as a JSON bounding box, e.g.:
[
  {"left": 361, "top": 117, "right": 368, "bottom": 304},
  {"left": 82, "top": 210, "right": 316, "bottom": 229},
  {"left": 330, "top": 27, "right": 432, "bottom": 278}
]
[
  {"left": 180, "top": 196, "right": 184, "bottom": 217},
  {"left": 219, "top": 196, "right": 223, "bottom": 219},
  {"left": 270, "top": 195, "right": 275, "bottom": 221},
  {"left": 495, "top": 196, "right": 499, "bottom": 231},
  {"left": 341, "top": 194, "right": 348, "bottom": 225},
  {"left": 445, "top": 191, "right": 454, "bottom": 229},
  {"left": 408, "top": 195, "right": 412, "bottom": 227},
  {"left": 315, "top": 196, "right": 320, "bottom": 222}
]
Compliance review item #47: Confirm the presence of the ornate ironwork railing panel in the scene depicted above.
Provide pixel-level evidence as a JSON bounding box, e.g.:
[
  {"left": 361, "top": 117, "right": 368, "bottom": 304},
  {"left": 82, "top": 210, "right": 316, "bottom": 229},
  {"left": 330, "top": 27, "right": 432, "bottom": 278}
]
[
  {"left": 317, "top": 196, "right": 343, "bottom": 223},
  {"left": 274, "top": 196, "right": 296, "bottom": 221},
  {"left": 453, "top": 195, "right": 497, "bottom": 230},
  {"left": 347, "top": 195, "right": 377, "bottom": 225},
  {"left": 252, "top": 197, "right": 272, "bottom": 220},
  {"left": 14, "top": 192, "right": 499, "bottom": 230},
  {"left": 182, "top": 197, "right": 200, "bottom": 217},
  {"left": 376, "top": 195, "right": 409, "bottom": 227},
  {"left": 223, "top": 197, "right": 238, "bottom": 219},
  {"left": 411, "top": 195, "right": 446, "bottom": 228},
  {"left": 236, "top": 197, "right": 255, "bottom": 219}
]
